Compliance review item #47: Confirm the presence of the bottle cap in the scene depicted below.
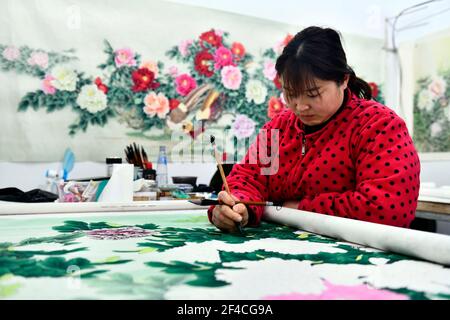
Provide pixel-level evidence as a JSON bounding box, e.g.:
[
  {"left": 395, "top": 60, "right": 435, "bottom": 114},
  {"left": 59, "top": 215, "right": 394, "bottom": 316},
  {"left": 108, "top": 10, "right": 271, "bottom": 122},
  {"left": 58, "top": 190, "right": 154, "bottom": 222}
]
[{"left": 106, "top": 157, "right": 122, "bottom": 164}]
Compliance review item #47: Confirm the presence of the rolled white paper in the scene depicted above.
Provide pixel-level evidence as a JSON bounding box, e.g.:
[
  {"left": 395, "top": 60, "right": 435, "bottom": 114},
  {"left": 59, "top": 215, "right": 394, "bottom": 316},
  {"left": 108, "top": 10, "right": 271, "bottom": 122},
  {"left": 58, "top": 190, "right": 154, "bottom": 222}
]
[
  {"left": 264, "top": 206, "right": 450, "bottom": 266},
  {"left": 98, "top": 163, "right": 134, "bottom": 203},
  {"left": 0, "top": 200, "right": 207, "bottom": 215}
]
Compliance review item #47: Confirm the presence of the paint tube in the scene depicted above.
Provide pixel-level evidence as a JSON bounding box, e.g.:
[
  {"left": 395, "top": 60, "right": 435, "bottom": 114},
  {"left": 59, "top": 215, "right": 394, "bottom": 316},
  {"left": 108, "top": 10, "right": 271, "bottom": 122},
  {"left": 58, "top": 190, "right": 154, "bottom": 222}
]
[{"left": 82, "top": 180, "right": 99, "bottom": 202}]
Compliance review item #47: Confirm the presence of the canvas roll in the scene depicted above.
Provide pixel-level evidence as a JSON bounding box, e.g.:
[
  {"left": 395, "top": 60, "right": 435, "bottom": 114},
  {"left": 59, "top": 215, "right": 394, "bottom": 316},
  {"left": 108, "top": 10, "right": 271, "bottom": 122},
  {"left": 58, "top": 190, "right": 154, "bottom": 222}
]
[
  {"left": 0, "top": 200, "right": 206, "bottom": 215},
  {"left": 264, "top": 206, "right": 450, "bottom": 266}
]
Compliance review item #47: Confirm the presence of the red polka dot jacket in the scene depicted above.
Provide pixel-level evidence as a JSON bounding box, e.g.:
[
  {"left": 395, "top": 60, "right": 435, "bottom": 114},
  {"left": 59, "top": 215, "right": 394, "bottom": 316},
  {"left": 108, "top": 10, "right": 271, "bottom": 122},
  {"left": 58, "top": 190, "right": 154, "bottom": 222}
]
[{"left": 208, "top": 90, "right": 420, "bottom": 228}]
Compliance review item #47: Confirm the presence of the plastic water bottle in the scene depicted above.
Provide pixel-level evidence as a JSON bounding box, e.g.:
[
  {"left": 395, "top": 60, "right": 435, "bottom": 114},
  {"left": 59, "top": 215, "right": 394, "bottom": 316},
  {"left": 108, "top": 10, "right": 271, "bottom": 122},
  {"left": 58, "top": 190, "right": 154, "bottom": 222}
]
[
  {"left": 156, "top": 146, "right": 168, "bottom": 187},
  {"left": 44, "top": 169, "right": 61, "bottom": 195}
]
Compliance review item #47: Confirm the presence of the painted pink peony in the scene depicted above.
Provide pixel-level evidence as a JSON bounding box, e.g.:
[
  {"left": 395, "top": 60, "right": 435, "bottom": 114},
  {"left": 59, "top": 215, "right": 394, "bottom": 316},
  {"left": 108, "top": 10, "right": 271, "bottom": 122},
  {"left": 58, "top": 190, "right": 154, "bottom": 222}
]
[
  {"left": 175, "top": 73, "right": 197, "bottom": 96},
  {"left": 232, "top": 114, "right": 256, "bottom": 139},
  {"left": 2, "top": 46, "right": 20, "bottom": 61},
  {"left": 263, "top": 281, "right": 409, "bottom": 300},
  {"left": 85, "top": 227, "right": 153, "bottom": 240},
  {"left": 263, "top": 60, "right": 277, "bottom": 81},
  {"left": 178, "top": 39, "right": 193, "bottom": 57},
  {"left": 168, "top": 65, "right": 179, "bottom": 78},
  {"left": 214, "top": 46, "right": 234, "bottom": 70},
  {"left": 221, "top": 65, "right": 242, "bottom": 90},
  {"left": 27, "top": 51, "right": 49, "bottom": 69},
  {"left": 42, "top": 74, "right": 56, "bottom": 95},
  {"left": 114, "top": 48, "right": 136, "bottom": 67},
  {"left": 143, "top": 92, "right": 170, "bottom": 119},
  {"left": 214, "top": 29, "right": 225, "bottom": 37}
]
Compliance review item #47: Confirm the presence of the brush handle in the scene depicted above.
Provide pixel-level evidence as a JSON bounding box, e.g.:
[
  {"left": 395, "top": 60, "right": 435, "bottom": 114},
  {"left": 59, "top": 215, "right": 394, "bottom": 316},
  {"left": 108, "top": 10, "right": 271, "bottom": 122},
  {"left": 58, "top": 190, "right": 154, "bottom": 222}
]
[{"left": 217, "top": 161, "right": 231, "bottom": 194}]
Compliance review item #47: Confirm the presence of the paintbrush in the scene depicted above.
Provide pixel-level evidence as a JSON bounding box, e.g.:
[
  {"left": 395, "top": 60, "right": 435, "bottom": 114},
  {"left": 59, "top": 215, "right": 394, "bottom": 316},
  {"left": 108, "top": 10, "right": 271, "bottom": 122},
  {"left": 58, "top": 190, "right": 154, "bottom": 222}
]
[
  {"left": 210, "top": 135, "right": 244, "bottom": 234},
  {"left": 189, "top": 199, "right": 283, "bottom": 207},
  {"left": 141, "top": 146, "right": 148, "bottom": 163},
  {"left": 124, "top": 143, "right": 149, "bottom": 169},
  {"left": 132, "top": 143, "right": 141, "bottom": 167}
]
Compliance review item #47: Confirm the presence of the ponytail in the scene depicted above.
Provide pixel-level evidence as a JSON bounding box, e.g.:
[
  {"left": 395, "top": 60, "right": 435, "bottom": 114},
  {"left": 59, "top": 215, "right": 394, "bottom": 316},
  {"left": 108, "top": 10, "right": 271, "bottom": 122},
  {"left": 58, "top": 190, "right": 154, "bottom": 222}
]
[{"left": 347, "top": 68, "right": 372, "bottom": 100}]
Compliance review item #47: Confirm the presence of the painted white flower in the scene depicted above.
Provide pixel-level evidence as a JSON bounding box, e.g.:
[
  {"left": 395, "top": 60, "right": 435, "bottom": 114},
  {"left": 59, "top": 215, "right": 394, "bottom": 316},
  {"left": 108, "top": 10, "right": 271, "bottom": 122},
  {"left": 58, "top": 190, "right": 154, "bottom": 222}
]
[
  {"left": 76, "top": 85, "right": 108, "bottom": 113},
  {"left": 244, "top": 61, "right": 258, "bottom": 75},
  {"left": 50, "top": 66, "right": 78, "bottom": 91},
  {"left": 245, "top": 79, "right": 267, "bottom": 104},
  {"left": 417, "top": 90, "right": 434, "bottom": 112},
  {"left": 430, "top": 122, "right": 443, "bottom": 138},
  {"left": 428, "top": 76, "right": 447, "bottom": 99}
]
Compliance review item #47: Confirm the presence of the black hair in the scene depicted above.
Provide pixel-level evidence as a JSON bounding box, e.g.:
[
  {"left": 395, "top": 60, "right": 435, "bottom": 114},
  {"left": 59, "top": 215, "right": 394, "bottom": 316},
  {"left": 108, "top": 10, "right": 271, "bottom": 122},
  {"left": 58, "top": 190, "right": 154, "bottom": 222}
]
[{"left": 275, "top": 26, "right": 372, "bottom": 100}]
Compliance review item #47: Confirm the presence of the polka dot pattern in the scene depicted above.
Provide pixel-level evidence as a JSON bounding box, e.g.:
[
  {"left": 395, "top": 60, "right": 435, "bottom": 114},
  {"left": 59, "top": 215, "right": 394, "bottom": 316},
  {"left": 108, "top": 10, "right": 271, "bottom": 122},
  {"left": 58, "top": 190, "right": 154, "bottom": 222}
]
[{"left": 208, "top": 91, "right": 420, "bottom": 228}]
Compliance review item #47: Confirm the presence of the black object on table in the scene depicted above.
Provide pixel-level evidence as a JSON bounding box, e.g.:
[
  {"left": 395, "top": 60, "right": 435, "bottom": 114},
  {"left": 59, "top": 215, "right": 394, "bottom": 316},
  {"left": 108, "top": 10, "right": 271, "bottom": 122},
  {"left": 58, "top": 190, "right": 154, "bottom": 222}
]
[{"left": 0, "top": 187, "right": 58, "bottom": 203}]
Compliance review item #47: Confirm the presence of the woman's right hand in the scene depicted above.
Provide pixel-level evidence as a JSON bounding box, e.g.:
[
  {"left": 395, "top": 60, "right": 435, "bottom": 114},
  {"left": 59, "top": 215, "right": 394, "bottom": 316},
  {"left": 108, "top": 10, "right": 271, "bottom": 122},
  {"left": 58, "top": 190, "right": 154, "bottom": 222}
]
[{"left": 211, "top": 191, "right": 249, "bottom": 233}]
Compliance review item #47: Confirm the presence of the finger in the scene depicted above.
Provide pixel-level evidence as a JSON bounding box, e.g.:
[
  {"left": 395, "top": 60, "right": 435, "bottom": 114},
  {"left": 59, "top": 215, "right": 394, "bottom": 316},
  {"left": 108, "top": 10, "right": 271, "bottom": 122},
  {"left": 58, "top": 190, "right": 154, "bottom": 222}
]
[
  {"left": 233, "top": 203, "right": 249, "bottom": 226},
  {"left": 217, "top": 213, "right": 236, "bottom": 229},
  {"left": 220, "top": 205, "right": 243, "bottom": 223},
  {"left": 232, "top": 203, "right": 247, "bottom": 214},
  {"left": 213, "top": 210, "right": 235, "bottom": 231},
  {"left": 218, "top": 191, "right": 236, "bottom": 206},
  {"left": 212, "top": 207, "right": 235, "bottom": 228}
]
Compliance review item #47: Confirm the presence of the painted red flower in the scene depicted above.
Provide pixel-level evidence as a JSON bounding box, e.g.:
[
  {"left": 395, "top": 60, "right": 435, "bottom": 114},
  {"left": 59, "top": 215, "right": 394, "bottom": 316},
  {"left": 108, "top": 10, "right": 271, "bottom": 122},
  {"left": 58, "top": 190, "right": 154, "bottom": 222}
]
[
  {"left": 268, "top": 96, "right": 286, "bottom": 119},
  {"left": 273, "top": 74, "right": 282, "bottom": 90},
  {"left": 368, "top": 82, "right": 379, "bottom": 98},
  {"left": 231, "top": 42, "right": 245, "bottom": 60},
  {"left": 199, "top": 30, "right": 222, "bottom": 48},
  {"left": 283, "top": 34, "right": 294, "bottom": 47},
  {"left": 131, "top": 68, "right": 159, "bottom": 92},
  {"left": 169, "top": 98, "right": 180, "bottom": 110},
  {"left": 94, "top": 77, "right": 109, "bottom": 94},
  {"left": 194, "top": 50, "right": 214, "bottom": 77}
]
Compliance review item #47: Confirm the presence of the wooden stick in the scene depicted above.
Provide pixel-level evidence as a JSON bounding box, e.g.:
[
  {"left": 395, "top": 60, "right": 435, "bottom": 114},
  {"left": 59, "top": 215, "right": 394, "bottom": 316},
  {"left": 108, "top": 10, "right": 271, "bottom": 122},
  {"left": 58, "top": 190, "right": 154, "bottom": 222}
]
[
  {"left": 210, "top": 135, "right": 243, "bottom": 234},
  {"left": 216, "top": 154, "right": 231, "bottom": 194},
  {"left": 210, "top": 136, "right": 230, "bottom": 194}
]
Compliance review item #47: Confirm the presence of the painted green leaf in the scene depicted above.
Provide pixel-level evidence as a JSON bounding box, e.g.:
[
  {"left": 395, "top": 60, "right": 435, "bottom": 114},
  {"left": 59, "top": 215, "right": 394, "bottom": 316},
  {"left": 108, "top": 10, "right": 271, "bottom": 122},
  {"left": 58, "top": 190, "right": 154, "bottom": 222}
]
[{"left": 146, "top": 261, "right": 242, "bottom": 288}]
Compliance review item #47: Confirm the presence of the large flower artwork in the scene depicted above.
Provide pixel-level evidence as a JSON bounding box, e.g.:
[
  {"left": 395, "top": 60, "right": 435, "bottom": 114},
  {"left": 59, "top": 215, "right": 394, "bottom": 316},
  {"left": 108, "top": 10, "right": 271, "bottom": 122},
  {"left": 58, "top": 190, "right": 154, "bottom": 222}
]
[
  {"left": 1, "top": 30, "right": 288, "bottom": 141},
  {"left": 413, "top": 71, "right": 450, "bottom": 152},
  {"left": 1, "top": 30, "right": 386, "bottom": 147}
]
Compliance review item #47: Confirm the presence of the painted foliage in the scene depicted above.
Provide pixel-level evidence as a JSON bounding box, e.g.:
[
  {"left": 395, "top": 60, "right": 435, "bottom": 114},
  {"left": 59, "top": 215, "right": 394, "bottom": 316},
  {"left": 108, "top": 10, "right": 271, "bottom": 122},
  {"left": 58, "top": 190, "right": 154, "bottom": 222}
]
[{"left": 0, "top": 211, "right": 449, "bottom": 300}]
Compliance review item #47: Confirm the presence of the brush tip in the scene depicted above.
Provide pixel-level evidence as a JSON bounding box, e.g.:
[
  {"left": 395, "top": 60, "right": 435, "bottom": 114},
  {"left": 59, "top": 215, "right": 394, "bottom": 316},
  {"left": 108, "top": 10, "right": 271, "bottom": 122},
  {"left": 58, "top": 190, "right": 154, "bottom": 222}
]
[{"left": 210, "top": 135, "right": 215, "bottom": 145}]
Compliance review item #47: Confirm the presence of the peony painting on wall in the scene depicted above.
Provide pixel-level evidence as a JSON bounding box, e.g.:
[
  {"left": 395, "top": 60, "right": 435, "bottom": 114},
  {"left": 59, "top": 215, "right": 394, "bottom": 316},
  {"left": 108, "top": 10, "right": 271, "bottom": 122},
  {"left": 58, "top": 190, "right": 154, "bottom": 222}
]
[{"left": 0, "top": 29, "right": 384, "bottom": 162}]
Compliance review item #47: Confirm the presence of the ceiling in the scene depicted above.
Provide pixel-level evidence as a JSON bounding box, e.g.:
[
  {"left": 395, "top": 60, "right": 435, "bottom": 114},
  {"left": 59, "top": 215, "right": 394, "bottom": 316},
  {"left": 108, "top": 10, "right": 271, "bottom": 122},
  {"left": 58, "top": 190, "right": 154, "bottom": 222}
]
[{"left": 165, "top": 0, "right": 450, "bottom": 42}]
